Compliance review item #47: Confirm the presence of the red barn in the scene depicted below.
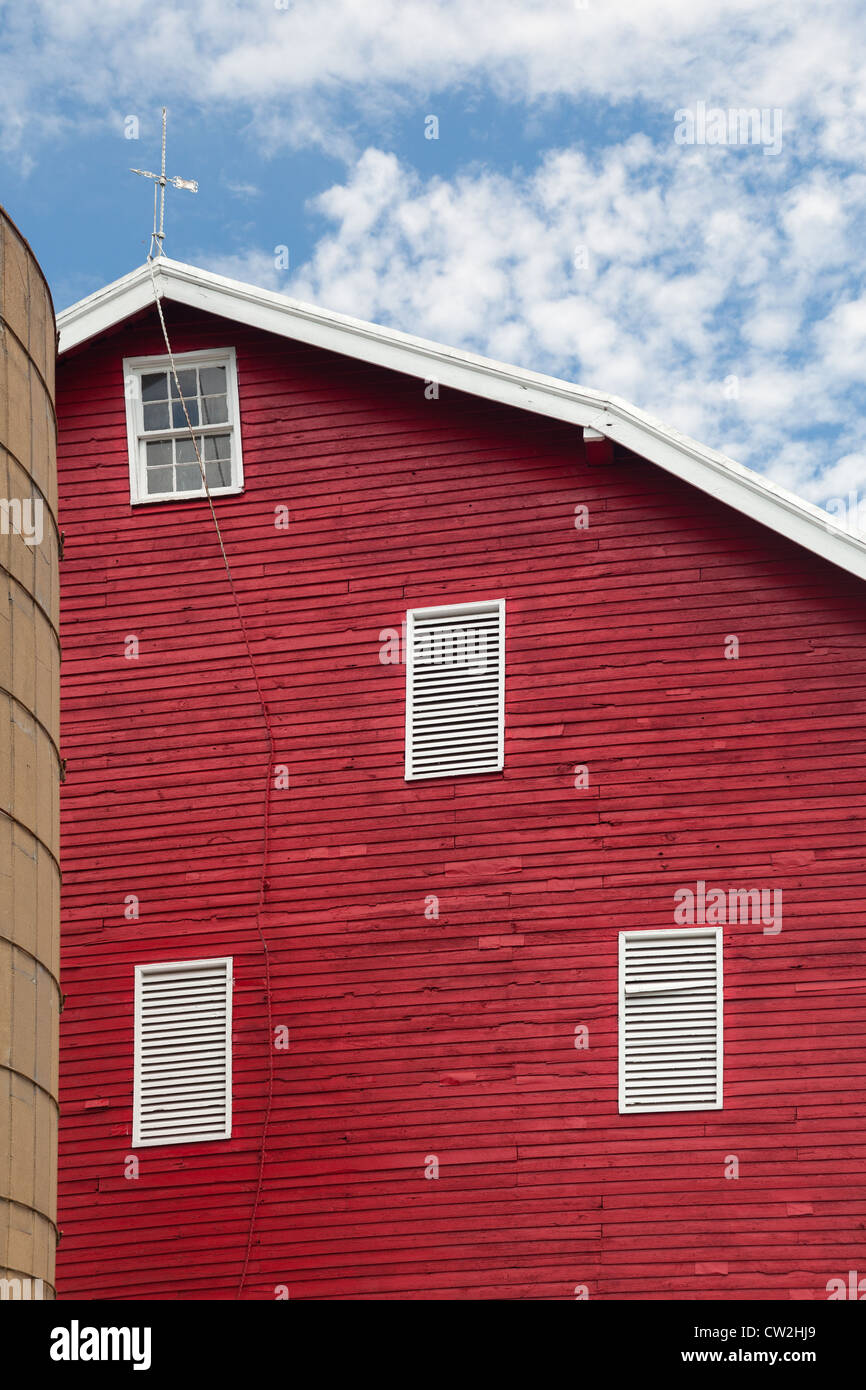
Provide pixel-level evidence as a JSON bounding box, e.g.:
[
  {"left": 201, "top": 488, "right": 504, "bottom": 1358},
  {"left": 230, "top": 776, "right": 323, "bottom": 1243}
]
[{"left": 54, "top": 258, "right": 866, "bottom": 1300}]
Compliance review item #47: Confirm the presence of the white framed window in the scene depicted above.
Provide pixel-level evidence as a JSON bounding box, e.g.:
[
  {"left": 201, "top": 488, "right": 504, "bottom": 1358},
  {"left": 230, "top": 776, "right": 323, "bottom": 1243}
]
[
  {"left": 133, "top": 957, "right": 233, "bottom": 1147},
  {"left": 618, "top": 928, "right": 723, "bottom": 1114},
  {"left": 123, "top": 347, "right": 243, "bottom": 504},
  {"left": 405, "top": 598, "right": 505, "bottom": 780}
]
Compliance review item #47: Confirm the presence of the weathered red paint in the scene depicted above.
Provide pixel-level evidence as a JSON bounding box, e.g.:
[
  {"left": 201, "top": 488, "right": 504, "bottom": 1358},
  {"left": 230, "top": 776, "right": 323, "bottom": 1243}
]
[{"left": 55, "top": 300, "right": 866, "bottom": 1299}]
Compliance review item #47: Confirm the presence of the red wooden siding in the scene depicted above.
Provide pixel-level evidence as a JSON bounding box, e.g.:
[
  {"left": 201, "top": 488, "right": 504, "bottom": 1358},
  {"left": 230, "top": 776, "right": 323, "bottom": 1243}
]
[{"left": 55, "top": 300, "right": 866, "bottom": 1299}]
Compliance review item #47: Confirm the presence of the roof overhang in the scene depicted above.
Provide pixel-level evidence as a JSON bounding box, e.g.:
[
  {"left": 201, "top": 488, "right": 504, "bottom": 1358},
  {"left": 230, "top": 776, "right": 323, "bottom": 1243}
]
[{"left": 57, "top": 257, "right": 866, "bottom": 584}]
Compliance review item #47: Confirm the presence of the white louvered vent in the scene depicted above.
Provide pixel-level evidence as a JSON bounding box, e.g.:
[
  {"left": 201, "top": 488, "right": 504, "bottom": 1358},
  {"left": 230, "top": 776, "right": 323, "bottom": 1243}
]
[
  {"left": 133, "top": 957, "right": 232, "bottom": 1147},
  {"left": 619, "top": 928, "right": 722, "bottom": 1114},
  {"left": 405, "top": 599, "right": 505, "bottom": 780}
]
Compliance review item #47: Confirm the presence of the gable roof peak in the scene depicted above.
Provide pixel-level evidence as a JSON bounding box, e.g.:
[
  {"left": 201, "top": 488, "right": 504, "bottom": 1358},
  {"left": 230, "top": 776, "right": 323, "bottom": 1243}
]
[{"left": 57, "top": 256, "right": 866, "bottom": 584}]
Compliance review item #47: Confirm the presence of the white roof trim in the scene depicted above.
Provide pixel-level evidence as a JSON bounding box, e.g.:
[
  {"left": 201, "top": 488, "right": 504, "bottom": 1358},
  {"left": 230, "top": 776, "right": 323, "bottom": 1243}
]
[{"left": 58, "top": 257, "right": 866, "bottom": 583}]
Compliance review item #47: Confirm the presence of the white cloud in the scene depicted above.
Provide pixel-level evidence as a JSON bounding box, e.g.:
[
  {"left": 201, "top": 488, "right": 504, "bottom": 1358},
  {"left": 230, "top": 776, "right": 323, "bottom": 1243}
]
[
  {"left": 6, "top": 0, "right": 866, "bottom": 508},
  {"left": 270, "top": 140, "right": 866, "bottom": 504},
  {"left": 225, "top": 180, "right": 261, "bottom": 198},
  {"left": 3, "top": 1, "right": 866, "bottom": 163},
  {"left": 203, "top": 248, "right": 290, "bottom": 292}
]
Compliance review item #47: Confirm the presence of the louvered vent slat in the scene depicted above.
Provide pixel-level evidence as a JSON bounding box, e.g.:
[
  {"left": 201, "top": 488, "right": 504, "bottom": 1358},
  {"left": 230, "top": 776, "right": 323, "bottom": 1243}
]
[
  {"left": 619, "top": 929, "right": 722, "bottom": 1113},
  {"left": 406, "top": 600, "right": 505, "bottom": 779},
  {"left": 133, "top": 957, "right": 232, "bottom": 1146}
]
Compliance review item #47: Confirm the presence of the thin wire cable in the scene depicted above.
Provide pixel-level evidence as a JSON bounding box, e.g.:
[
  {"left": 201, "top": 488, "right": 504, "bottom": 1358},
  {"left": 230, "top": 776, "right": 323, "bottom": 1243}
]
[
  {"left": 146, "top": 260, "right": 276, "bottom": 1299},
  {"left": 150, "top": 183, "right": 159, "bottom": 260}
]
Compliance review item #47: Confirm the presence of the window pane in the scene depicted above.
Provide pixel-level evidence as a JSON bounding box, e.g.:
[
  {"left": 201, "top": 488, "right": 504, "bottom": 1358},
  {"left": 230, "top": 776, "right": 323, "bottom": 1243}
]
[
  {"left": 201, "top": 395, "right": 228, "bottom": 425},
  {"left": 172, "top": 398, "right": 199, "bottom": 428},
  {"left": 199, "top": 365, "right": 227, "bottom": 395},
  {"left": 175, "top": 464, "right": 202, "bottom": 492},
  {"left": 205, "top": 459, "right": 232, "bottom": 489},
  {"left": 204, "top": 434, "right": 231, "bottom": 461},
  {"left": 143, "top": 401, "right": 170, "bottom": 431},
  {"left": 146, "top": 465, "right": 173, "bottom": 495},
  {"left": 175, "top": 437, "right": 201, "bottom": 465},
  {"left": 170, "top": 369, "right": 197, "bottom": 400},
  {"left": 146, "top": 439, "right": 172, "bottom": 468},
  {"left": 141, "top": 372, "right": 168, "bottom": 402}
]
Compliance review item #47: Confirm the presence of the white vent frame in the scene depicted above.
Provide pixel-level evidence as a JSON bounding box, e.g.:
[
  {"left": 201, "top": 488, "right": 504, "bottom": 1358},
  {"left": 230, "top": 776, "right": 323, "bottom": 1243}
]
[
  {"left": 404, "top": 598, "right": 505, "bottom": 781},
  {"left": 133, "top": 956, "right": 233, "bottom": 1147},
  {"left": 122, "top": 346, "right": 244, "bottom": 505},
  {"left": 618, "top": 927, "right": 723, "bottom": 1115}
]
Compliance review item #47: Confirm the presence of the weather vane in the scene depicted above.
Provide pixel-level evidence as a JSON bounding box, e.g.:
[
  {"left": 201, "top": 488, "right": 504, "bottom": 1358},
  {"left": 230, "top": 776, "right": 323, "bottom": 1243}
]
[{"left": 131, "top": 107, "right": 198, "bottom": 260}]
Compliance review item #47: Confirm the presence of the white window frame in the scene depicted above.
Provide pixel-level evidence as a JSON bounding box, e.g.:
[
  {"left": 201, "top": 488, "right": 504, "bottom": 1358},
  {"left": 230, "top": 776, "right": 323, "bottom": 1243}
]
[
  {"left": 618, "top": 927, "right": 723, "bottom": 1115},
  {"left": 123, "top": 346, "right": 244, "bottom": 505},
  {"left": 404, "top": 597, "right": 505, "bottom": 781},
  {"left": 133, "top": 956, "right": 233, "bottom": 1147}
]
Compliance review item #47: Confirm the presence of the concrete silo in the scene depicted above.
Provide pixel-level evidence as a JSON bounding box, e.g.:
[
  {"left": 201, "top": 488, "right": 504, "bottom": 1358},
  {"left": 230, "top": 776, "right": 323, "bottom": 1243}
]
[{"left": 0, "top": 206, "right": 60, "bottom": 1299}]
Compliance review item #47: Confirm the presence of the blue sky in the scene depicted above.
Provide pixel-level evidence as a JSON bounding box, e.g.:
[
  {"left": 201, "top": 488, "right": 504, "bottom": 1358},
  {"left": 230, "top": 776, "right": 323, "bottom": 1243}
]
[{"left": 2, "top": 0, "right": 866, "bottom": 518}]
